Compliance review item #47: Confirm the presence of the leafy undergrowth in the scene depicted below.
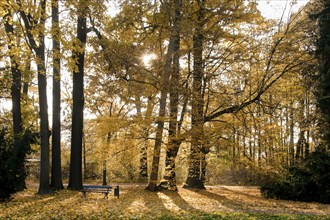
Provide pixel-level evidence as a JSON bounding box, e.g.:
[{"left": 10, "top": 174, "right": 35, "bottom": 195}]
[{"left": 1, "top": 184, "right": 330, "bottom": 219}]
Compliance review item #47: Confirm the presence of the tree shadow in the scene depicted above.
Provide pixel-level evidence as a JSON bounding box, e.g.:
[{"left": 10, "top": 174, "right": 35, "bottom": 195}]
[
  {"left": 185, "top": 188, "right": 245, "bottom": 212},
  {"left": 111, "top": 185, "right": 146, "bottom": 210},
  {"left": 160, "top": 189, "right": 202, "bottom": 213},
  {"left": 216, "top": 186, "right": 262, "bottom": 200},
  {"left": 213, "top": 186, "right": 330, "bottom": 214}
]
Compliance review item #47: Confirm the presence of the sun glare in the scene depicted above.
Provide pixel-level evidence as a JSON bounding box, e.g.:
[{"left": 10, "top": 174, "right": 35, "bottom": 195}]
[{"left": 142, "top": 53, "right": 156, "bottom": 67}]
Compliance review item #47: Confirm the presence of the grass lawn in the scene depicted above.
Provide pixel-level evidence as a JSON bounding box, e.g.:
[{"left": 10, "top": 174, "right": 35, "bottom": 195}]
[{"left": 1, "top": 183, "right": 329, "bottom": 219}]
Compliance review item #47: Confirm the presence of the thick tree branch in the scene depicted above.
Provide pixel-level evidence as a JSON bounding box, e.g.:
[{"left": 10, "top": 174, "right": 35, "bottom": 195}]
[{"left": 204, "top": 55, "right": 309, "bottom": 122}]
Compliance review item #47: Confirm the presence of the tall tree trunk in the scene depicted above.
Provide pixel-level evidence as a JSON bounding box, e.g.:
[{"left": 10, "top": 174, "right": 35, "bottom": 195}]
[
  {"left": 159, "top": 0, "right": 182, "bottom": 191},
  {"left": 19, "top": 0, "right": 52, "bottom": 194},
  {"left": 317, "top": 1, "right": 330, "bottom": 151},
  {"left": 68, "top": 1, "right": 87, "bottom": 190},
  {"left": 37, "top": 7, "right": 52, "bottom": 194},
  {"left": 146, "top": 0, "right": 177, "bottom": 190},
  {"left": 184, "top": 0, "right": 206, "bottom": 189},
  {"left": 4, "top": 9, "right": 22, "bottom": 143},
  {"left": 36, "top": 0, "right": 51, "bottom": 193},
  {"left": 146, "top": 35, "right": 174, "bottom": 191},
  {"left": 18, "top": 0, "right": 51, "bottom": 194},
  {"left": 36, "top": 46, "right": 52, "bottom": 195},
  {"left": 50, "top": 0, "right": 64, "bottom": 190}
]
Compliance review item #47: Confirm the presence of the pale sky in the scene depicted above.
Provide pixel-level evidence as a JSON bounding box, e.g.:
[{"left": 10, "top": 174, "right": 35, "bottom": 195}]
[{"left": 257, "top": 0, "right": 309, "bottom": 19}]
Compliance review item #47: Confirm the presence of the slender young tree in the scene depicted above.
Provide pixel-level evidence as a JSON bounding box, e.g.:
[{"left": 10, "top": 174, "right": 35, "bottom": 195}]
[
  {"left": 146, "top": 0, "right": 178, "bottom": 191},
  {"left": 50, "top": 0, "right": 64, "bottom": 190},
  {"left": 146, "top": 37, "right": 174, "bottom": 191},
  {"left": 68, "top": 0, "right": 88, "bottom": 190}
]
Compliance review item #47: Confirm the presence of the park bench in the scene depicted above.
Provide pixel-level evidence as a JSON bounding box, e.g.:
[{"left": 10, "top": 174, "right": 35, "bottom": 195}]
[{"left": 82, "top": 185, "right": 119, "bottom": 198}]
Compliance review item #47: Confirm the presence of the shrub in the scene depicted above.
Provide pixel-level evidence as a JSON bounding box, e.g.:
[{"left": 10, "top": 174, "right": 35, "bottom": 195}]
[
  {"left": 0, "top": 129, "right": 33, "bottom": 201},
  {"left": 260, "top": 151, "right": 330, "bottom": 204}
]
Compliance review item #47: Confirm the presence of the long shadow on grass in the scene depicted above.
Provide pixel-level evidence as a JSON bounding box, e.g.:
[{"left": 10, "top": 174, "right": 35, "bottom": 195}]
[
  {"left": 141, "top": 189, "right": 171, "bottom": 213},
  {"left": 160, "top": 189, "right": 202, "bottom": 213},
  {"left": 215, "top": 186, "right": 330, "bottom": 215},
  {"left": 186, "top": 188, "right": 245, "bottom": 212},
  {"left": 114, "top": 186, "right": 145, "bottom": 209},
  {"left": 115, "top": 185, "right": 202, "bottom": 217},
  {"left": 107, "top": 185, "right": 169, "bottom": 217},
  {"left": 216, "top": 186, "right": 262, "bottom": 200}
]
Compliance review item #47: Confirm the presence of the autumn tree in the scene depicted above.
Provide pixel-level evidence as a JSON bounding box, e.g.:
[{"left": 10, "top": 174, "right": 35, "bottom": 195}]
[
  {"left": 87, "top": 0, "right": 163, "bottom": 183},
  {"left": 178, "top": 0, "right": 317, "bottom": 188},
  {"left": 145, "top": 0, "right": 182, "bottom": 191},
  {"left": 68, "top": 0, "right": 88, "bottom": 190},
  {"left": 182, "top": 0, "right": 206, "bottom": 189},
  {"left": 50, "top": 0, "right": 63, "bottom": 190},
  {"left": 2, "top": 2, "right": 23, "bottom": 147},
  {"left": 180, "top": 0, "right": 263, "bottom": 189},
  {"left": 160, "top": 0, "right": 183, "bottom": 191},
  {"left": 18, "top": 0, "right": 52, "bottom": 194},
  {"left": 0, "top": 1, "right": 33, "bottom": 195},
  {"left": 317, "top": 0, "right": 330, "bottom": 150},
  {"left": 3, "top": 4, "right": 22, "bottom": 138}
]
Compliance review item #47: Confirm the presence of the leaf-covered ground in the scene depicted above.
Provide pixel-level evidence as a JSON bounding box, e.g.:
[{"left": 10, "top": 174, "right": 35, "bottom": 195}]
[{"left": 1, "top": 184, "right": 329, "bottom": 219}]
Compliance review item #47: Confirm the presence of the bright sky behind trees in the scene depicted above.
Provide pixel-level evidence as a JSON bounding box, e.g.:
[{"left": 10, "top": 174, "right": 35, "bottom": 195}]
[{"left": 257, "top": 0, "right": 309, "bottom": 19}]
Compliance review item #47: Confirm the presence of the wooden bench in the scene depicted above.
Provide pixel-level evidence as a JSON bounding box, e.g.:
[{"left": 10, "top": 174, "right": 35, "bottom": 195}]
[{"left": 82, "top": 185, "right": 119, "bottom": 198}]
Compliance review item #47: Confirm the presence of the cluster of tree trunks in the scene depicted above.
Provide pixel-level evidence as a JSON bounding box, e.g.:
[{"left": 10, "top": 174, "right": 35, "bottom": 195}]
[{"left": 2, "top": 0, "right": 88, "bottom": 193}]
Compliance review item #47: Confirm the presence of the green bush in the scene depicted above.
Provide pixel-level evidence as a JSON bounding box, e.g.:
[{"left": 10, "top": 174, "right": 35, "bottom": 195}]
[
  {"left": 260, "top": 151, "right": 330, "bottom": 204},
  {"left": 0, "top": 129, "right": 34, "bottom": 201}
]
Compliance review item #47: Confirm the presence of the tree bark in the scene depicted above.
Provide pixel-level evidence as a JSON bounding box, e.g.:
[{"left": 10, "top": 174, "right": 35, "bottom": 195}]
[
  {"left": 50, "top": 0, "right": 64, "bottom": 190},
  {"left": 146, "top": 1, "right": 176, "bottom": 190},
  {"left": 68, "top": 1, "right": 87, "bottom": 190},
  {"left": 139, "top": 96, "right": 154, "bottom": 179},
  {"left": 146, "top": 36, "right": 174, "bottom": 191},
  {"left": 184, "top": 0, "right": 206, "bottom": 189},
  {"left": 19, "top": 0, "right": 52, "bottom": 194},
  {"left": 134, "top": 95, "right": 148, "bottom": 180},
  {"left": 159, "top": 0, "right": 182, "bottom": 191},
  {"left": 36, "top": 47, "right": 52, "bottom": 194}
]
